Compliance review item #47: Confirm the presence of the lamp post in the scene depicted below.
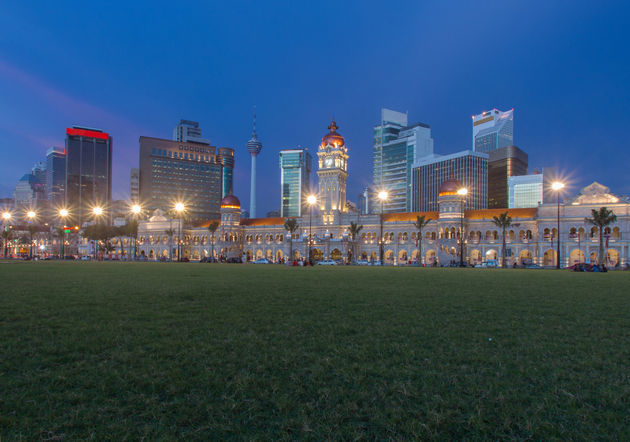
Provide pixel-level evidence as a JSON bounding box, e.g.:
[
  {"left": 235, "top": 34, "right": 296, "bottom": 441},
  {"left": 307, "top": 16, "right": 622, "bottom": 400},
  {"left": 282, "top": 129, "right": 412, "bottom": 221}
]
[
  {"left": 92, "top": 206, "right": 103, "bottom": 260},
  {"left": 175, "top": 202, "right": 185, "bottom": 262},
  {"left": 378, "top": 191, "right": 388, "bottom": 265},
  {"left": 2, "top": 211, "right": 11, "bottom": 258},
  {"left": 457, "top": 187, "right": 468, "bottom": 267},
  {"left": 27, "top": 210, "right": 36, "bottom": 259},
  {"left": 58, "top": 209, "right": 68, "bottom": 258},
  {"left": 307, "top": 195, "right": 316, "bottom": 265},
  {"left": 131, "top": 204, "right": 141, "bottom": 260},
  {"left": 551, "top": 182, "right": 564, "bottom": 269}
]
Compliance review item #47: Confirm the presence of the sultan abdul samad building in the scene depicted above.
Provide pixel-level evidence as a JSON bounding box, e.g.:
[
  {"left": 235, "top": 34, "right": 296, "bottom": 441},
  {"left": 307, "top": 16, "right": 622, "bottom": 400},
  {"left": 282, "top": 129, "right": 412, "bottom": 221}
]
[{"left": 137, "top": 119, "right": 629, "bottom": 267}]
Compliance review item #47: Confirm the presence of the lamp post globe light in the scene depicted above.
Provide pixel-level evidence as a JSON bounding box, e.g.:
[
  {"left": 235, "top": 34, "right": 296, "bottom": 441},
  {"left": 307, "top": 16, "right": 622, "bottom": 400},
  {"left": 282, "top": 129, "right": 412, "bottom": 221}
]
[
  {"left": 307, "top": 195, "right": 317, "bottom": 265},
  {"left": 378, "top": 191, "right": 388, "bottom": 265},
  {"left": 2, "top": 211, "right": 11, "bottom": 258},
  {"left": 59, "top": 209, "right": 69, "bottom": 258},
  {"left": 551, "top": 181, "right": 565, "bottom": 269},
  {"left": 457, "top": 187, "right": 468, "bottom": 267},
  {"left": 174, "top": 203, "right": 185, "bottom": 262},
  {"left": 92, "top": 206, "right": 104, "bottom": 260}
]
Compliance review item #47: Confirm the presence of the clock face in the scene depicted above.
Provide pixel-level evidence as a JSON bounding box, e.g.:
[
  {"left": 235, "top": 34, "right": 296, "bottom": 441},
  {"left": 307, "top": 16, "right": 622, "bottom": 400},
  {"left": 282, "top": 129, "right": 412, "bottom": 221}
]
[{"left": 325, "top": 158, "right": 333, "bottom": 168}]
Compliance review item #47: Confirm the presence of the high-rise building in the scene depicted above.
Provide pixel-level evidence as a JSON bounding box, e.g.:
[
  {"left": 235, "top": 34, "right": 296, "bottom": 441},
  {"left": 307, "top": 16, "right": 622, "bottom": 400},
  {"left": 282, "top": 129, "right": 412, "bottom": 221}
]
[
  {"left": 46, "top": 146, "right": 66, "bottom": 208},
  {"left": 65, "top": 126, "right": 112, "bottom": 225},
  {"left": 173, "top": 120, "right": 210, "bottom": 144},
  {"left": 246, "top": 107, "right": 263, "bottom": 218},
  {"left": 472, "top": 108, "right": 514, "bottom": 153},
  {"left": 508, "top": 173, "right": 543, "bottom": 208},
  {"left": 217, "top": 148, "right": 235, "bottom": 198},
  {"left": 138, "top": 136, "right": 223, "bottom": 221},
  {"left": 412, "top": 150, "right": 488, "bottom": 212},
  {"left": 14, "top": 174, "right": 45, "bottom": 208},
  {"left": 373, "top": 108, "right": 434, "bottom": 213},
  {"left": 31, "top": 161, "right": 46, "bottom": 192},
  {"left": 317, "top": 118, "right": 349, "bottom": 224},
  {"left": 488, "top": 145, "right": 528, "bottom": 208},
  {"left": 130, "top": 168, "right": 140, "bottom": 203},
  {"left": 358, "top": 187, "right": 374, "bottom": 215},
  {"left": 279, "top": 149, "right": 312, "bottom": 217}
]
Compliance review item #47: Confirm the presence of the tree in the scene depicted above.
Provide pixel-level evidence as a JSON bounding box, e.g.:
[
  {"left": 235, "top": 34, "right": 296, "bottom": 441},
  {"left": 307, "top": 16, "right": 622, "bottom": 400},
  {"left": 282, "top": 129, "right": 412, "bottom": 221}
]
[
  {"left": 27, "top": 224, "right": 39, "bottom": 258},
  {"left": 207, "top": 221, "right": 219, "bottom": 260},
  {"left": 348, "top": 221, "right": 363, "bottom": 263},
  {"left": 585, "top": 207, "right": 617, "bottom": 266},
  {"left": 165, "top": 228, "right": 176, "bottom": 261},
  {"left": 492, "top": 211, "right": 513, "bottom": 268},
  {"left": 284, "top": 218, "right": 299, "bottom": 262},
  {"left": 53, "top": 226, "right": 65, "bottom": 257},
  {"left": 2, "top": 228, "right": 13, "bottom": 258},
  {"left": 121, "top": 220, "right": 139, "bottom": 260},
  {"left": 413, "top": 215, "right": 431, "bottom": 265},
  {"left": 83, "top": 224, "right": 117, "bottom": 260}
]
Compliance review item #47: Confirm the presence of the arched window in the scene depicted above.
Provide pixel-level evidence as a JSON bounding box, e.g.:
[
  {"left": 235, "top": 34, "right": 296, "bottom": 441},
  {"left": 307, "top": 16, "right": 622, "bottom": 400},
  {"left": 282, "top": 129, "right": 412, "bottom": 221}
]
[
  {"left": 431, "top": 232, "right": 436, "bottom": 240},
  {"left": 485, "top": 231, "right": 491, "bottom": 240},
  {"left": 590, "top": 227, "right": 598, "bottom": 238},
  {"left": 526, "top": 230, "right": 532, "bottom": 239},
  {"left": 492, "top": 231, "right": 498, "bottom": 240},
  {"left": 612, "top": 227, "right": 620, "bottom": 239}
]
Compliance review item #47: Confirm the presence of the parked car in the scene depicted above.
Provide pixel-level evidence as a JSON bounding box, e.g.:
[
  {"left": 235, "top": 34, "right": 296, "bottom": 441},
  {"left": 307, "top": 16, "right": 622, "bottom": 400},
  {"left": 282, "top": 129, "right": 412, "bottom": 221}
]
[
  {"left": 253, "top": 258, "right": 270, "bottom": 264},
  {"left": 317, "top": 259, "right": 338, "bottom": 266},
  {"left": 368, "top": 260, "right": 383, "bottom": 266},
  {"left": 355, "top": 259, "right": 369, "bottom": 266},
  {"left": 525, "top": 263, "right": 543, "bottom": 269},
  {"left": 227, "top": 257, "right": 242, "bottom": 263}
]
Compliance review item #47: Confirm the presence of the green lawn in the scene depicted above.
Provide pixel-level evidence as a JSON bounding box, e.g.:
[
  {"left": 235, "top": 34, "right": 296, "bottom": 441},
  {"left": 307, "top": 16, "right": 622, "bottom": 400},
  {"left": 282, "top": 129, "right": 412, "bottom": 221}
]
[{"left": 0, "top": 262, "right": 629, "bottom": 439}]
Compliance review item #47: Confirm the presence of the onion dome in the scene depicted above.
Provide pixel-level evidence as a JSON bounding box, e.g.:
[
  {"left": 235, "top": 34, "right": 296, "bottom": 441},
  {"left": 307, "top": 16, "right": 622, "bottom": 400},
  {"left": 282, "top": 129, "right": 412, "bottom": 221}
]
[
  {"left": 246, "top": 106, "right": 262, "bottom": 156},
  {"left": 220, "top": 194, "right": 241, "bottom": 208},
  {"left": 438, "top": 178, "right": 464, "bottom": 196},
  {"left": 321, "top": 118, "right": 345, "bottom": 147}
]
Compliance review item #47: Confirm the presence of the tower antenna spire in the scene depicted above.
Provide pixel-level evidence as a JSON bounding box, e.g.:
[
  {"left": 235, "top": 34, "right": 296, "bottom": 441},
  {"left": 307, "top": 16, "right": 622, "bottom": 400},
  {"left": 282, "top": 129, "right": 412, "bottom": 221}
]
[{"left": 253, "top": 105, "right": 257, "bottom": 134}]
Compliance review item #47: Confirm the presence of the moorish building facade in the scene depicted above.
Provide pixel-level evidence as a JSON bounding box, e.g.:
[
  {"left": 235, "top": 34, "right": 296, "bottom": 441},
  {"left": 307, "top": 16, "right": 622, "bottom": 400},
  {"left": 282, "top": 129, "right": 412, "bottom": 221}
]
[{"left": 134, "top": 121, "right": 629, "bottom": 268}]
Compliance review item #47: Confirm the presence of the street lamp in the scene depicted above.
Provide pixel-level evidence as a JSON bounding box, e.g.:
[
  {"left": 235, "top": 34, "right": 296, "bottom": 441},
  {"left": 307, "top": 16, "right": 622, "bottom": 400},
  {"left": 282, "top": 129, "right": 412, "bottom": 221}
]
[
  {"left": 307, "top": 195, "right": 317, "bottom": 265},
  {"left": 2, "top": 211, "right": 11, "bottom": 258},
  {"left": 378, "top": 191, "right": 388, "bottom": 265},
  {"left": 551, "top": 182, "right": 564, "bottom": 269},
  {"left": 59, "top": 209, "right": 69, "bottom": 258},
  {"left": 174, "top": 202, "right": 185, "bottom": 262},
  {"left": 92, "top": 206, "right": 104, "bottom": 260},
  {"left": 27, "top": 210, "right": 36, "bottom": 259},
  {"left": 457, "top": 187, "right": 468, "bottom": 267},
  {"left": 130, "top": 204, "right": 141, "bottom": 260}
]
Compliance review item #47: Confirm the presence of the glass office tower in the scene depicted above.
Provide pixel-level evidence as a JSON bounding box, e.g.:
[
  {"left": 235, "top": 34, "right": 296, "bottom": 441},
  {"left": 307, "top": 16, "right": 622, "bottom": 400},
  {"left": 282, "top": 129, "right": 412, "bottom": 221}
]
[
  {"left": 488, "top": 145, "right": 528, "bottom": 208},
  {"left": 373, "top": 109, "right": 434, "bottom": 213},
  {"left": 65, "top": 127, "right": 112, "bottom": 225},
  {"left": 46, "top": 146, "right": 66, "bottom": 209},
  {"left": 472, "top": 108, "right": 514, "bottom": 154},
  {"left": 279, "top": 149, "right": 311, "bottom": 217},
  {"left": 509, "top": 173, "right": 544, "bottom": 208}
]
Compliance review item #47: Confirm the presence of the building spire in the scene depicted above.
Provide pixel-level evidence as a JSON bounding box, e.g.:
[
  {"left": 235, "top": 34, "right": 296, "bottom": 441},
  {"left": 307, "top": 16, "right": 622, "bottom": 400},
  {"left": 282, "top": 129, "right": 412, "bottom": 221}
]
[{"left": 252, "top": 105, "right": 257, "bottom": 136}]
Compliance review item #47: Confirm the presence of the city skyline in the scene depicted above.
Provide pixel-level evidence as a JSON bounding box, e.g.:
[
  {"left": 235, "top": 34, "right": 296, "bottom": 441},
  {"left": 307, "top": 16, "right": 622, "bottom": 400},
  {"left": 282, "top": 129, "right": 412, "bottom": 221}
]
[{"left": 1, "top": 1, "right": 629, "bottom": 217}]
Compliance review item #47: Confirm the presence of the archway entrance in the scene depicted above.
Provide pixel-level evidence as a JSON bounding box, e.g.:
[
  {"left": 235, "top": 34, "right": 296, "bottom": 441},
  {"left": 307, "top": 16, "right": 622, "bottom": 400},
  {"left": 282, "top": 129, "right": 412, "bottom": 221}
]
[
  {"left": 469, "top": 249, "right": 482, "bottom": 265},
  {"left": 485, "top": 249, "right": 497, "bottom": 261},
  {"left": 425, "top": 250, "right": 436, "bottom": 265},
  {"left": 569, "top": 249, "right": 584, "bottom": 265},
  {"left": 606, "top": 249, "right": 619, "bottom": 266},
  {"left": 331, "top": 248, "right": 342, "bottom": 261},
  {"left": 543, "top": 249, "right": 556, "bottom": 266},
  {"left": 519, "top": 249, "right": 533, "bottom": 265},
  {"left": 312, "top": 248, "right": 323, "bottom": 262}
]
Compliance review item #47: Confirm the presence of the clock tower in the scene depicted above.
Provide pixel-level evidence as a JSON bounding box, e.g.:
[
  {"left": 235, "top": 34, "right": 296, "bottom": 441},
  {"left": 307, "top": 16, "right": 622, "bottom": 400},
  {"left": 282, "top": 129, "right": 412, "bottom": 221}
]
[{"left": 317, "top": 118, "right": 349, "bottom": 224}]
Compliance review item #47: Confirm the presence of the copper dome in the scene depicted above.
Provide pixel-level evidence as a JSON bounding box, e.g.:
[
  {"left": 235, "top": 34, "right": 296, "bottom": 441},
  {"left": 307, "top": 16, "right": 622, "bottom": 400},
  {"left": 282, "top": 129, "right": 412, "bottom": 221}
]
[
  {"left": 321, "top": 118, "right": 345, "bottom": 147},
  {"left": 220, "top": 194, "right": 241, "bottom": 208},
  {"left": 438, "top": 179, "right": 464, "bottom": 196}
]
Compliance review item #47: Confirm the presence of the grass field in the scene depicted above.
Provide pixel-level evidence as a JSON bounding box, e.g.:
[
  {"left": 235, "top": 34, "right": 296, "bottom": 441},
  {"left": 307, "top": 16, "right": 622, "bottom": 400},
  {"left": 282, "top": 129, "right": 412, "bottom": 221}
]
[{"left": 0, "top": 262, "right": 629, "bottom": 439}]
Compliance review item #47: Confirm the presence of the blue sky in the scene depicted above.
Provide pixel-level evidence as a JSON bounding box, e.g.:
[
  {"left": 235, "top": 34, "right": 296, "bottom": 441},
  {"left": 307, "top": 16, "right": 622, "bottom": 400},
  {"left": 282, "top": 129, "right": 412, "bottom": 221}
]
[{"left": 1, "top": 1, "right": 628, "bottom": 214}]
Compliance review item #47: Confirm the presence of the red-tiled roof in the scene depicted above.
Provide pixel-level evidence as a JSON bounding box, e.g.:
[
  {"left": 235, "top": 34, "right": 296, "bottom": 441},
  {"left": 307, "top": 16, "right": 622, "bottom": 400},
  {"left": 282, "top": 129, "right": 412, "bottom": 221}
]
[
  {"left": 195, "top": 219, "right": 221, "bottom": 228},
  {"left": 383, "top": 211, "right": 439, "bottom": 222},
  {"left": 464, "top": 208, "right": 537, "bottom": 220},
  {"left": 240, "top": 217, "right": 286, "bottom": 226}
]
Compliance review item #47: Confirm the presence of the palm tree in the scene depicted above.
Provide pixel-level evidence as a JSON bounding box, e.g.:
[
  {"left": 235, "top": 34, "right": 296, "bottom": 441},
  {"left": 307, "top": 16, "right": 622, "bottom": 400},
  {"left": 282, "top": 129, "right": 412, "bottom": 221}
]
[
  {"left": 123, "top": 220, "right": 139, "bottom": 260},
  {"left": 284, "top": 218, "right": 299, "bottom": 262},
  {"left": 2, "top": 228, "right": 13, "bottom": 258},
  {"left": 492, "top": 211, "right": 513, "bottom": 268},
  {"left": 348, "top": 221, "right": 363, "bottom": 263},
  {"left": 27, "top": 224, "right": 38, "bottom": 259},
  {"left": 165, "top": 228, "right": 176, "bottom": 261},
  {"left": 585, "top": 207, "right": 617, "bottom": 266},
  {"left": 207, "top": 221, "right": 219, "bottom": 261},
  {"left": 413, "top": 215, "right": 431, "bottom": 265}
]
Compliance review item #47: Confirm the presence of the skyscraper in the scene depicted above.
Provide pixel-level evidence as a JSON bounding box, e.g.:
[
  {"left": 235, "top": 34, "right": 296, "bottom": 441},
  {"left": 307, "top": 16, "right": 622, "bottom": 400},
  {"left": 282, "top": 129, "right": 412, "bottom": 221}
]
[
  {"left": 65, "top": 126, "right": 112, "bottom": 225},
  {"left": 246, "top": 107, "right": 262, "bottom": 218},
  {"left": 46, "top": 146, "right": 66, "bottom": 208},
  {"left": 487, "top": 145, "right": 528, "bottom": 208},
  {"left": 412, "top": 150, "right": 488, "bottom": 212},
  {"left": 173, "top": 120, "right": 210, "bottom": 144},
  {"left": 14, "top": 174, "right": 45, "bottom": 208},
  {"left": 373, "top": 108, "right": 434, "bottom": 213},
  {"left": 217, "top": 148, "right": 235, "bottom": 198},
  {"left": 508, "top": 173, "right": 544, "bottom": 208},
  {"left": 130, "top": 168, "right": 140, "bottom": 203},
  {"left": 358, "top": 187, "right": 374, "bottom": 215},
  {"left": 472, "top": 108, "right": 514, "bottom": 153},
  {"left": 279, "top": 149, "right": 312, "bottom": 217},
  {"left": 138, "top": 136, "right": 223, "bottom": 221}
]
